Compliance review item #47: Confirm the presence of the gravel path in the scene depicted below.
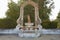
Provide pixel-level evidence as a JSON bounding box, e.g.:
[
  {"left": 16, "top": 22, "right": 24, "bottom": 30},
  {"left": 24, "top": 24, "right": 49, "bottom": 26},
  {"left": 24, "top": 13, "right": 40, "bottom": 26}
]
[{"left": 0, "top": 35, "right": 60, "bottom": 40}]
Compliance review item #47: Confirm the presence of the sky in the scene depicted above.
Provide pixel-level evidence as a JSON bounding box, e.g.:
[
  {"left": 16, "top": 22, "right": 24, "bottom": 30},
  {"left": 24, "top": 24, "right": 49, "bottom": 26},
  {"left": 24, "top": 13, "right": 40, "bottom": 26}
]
[{"left": 0, "top": 0, "right": 60, "bottom": 21}]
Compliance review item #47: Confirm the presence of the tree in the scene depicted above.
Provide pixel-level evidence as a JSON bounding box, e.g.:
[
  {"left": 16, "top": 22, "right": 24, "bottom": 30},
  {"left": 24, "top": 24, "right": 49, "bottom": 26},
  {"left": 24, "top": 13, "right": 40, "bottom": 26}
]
[
  {"left": 6, "top": 0, "right": 20, "bottom": 21},
  {"left": 22, "top": 0, "right": 54, "bottom": 21},
  {"left": 57, "top": 11, "right": 60, "bottom": 28},
  {"left": 0, "top": 0, "right": 20, "bottom": 29},
  {"left": 0, "top": 18, "right": 16, "bottom": 29},
  {"left": 4, "top": 0, "right": 54, "bottom": 29},
  {"left": 20, "top": 0, "right": 54, "bottom": 28},
  {"left": 5, "top": 0, "right": 20, "bottom": 28}
]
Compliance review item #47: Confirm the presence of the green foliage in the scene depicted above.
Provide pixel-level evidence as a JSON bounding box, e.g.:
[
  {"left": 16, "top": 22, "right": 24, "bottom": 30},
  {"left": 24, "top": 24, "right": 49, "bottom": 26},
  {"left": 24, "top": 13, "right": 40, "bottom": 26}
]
[
  {"left": 24, "top": 5, "right": 35, "bottom": 22},
  {"left": 22, "top": 0, "right": 54, "bottom": 21},
  {"left": 49, "top": 21, "right": 57, "bottom": 29},
  {"left": 22, "top": 0, "right": 54, "bottom": 28},
  {"left": 0, "top": 1, "right": 19, "bottom": 29},
  {"left": 0, "top": 18, "right": 16, "bottom": 29},
  {"left": 0, "top": 0, "right": 55, "bottom": 29},
  {"left": 42, "top": 21, "right": 57, "bottom": 29},
  {"left": 56, "top": 11, "right": 60, "bottom": 28},
  {"left": 57, "top": 23, "right": 60, "bottom": 28},
  {"left": 32, "top": 0, "right": 54, "bottom": 21},
  {"left": 23, "top": 5, "right": 35, "bottom": 25},
  {"left": 6, "top": 1, "right": 20, "bottom": 20}
]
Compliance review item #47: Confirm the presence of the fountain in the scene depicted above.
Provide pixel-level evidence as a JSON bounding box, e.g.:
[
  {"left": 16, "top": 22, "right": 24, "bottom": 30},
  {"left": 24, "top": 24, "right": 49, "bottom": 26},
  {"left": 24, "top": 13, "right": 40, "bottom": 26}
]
[{"left": 16, "top": 0, "right": 42, "bottom": 37}]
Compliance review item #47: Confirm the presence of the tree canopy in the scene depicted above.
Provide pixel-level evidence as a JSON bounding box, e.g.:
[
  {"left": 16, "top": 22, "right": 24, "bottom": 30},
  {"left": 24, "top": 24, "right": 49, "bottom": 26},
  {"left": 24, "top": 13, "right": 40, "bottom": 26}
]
[
  {"left": 21, "top": 0, "right": 54, "bottom": 22},
  {"left": 57, "top": 11, "right": 60, "bottom": 28},
  {"left": 0, "top": 0, "right": 56, "bottom": 29}
]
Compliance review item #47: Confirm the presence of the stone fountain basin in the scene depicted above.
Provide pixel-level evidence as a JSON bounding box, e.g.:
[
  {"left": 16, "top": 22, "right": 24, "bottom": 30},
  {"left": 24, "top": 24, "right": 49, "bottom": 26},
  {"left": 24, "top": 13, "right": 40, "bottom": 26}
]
[
  {"left": 18, "top": 33, "right": 40, "bottom": 37},
  {"left": 18, "top": 30, "right": 40, "bottom": 37}
]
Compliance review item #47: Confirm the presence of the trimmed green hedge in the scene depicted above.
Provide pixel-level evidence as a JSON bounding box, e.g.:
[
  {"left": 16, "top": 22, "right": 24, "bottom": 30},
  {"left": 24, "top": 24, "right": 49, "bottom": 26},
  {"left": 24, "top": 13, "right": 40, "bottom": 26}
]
[
  {"left": 0, "top": 18, "right": 57, "bottom": 29},
  {"left": 42, "top": 21, "right": 57, "bottom": 29},
  {"left": 0, "top": 18, "right": 16, "bottom": 29}
]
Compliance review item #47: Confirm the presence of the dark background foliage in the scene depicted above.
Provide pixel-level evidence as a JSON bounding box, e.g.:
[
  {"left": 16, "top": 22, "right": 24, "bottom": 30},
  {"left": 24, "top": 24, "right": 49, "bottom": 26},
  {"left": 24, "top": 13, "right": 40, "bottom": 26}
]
[{"left": 0, "top": 0, "right": 58, "bottom": 29}]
